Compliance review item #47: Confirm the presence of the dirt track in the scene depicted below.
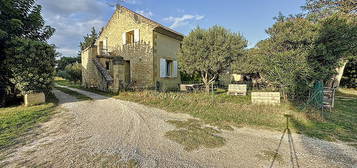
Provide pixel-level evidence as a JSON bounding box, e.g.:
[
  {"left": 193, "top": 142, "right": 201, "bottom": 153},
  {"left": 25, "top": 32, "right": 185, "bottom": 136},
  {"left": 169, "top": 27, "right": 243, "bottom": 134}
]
[{"left": 1, "top": 86, "right": 356, "bottom": 167}]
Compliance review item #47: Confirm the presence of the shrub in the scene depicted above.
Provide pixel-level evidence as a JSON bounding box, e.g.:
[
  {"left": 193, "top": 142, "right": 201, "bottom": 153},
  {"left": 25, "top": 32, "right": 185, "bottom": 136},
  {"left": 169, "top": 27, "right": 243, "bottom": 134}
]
[
  {"left": 63, "top": 63, "right": 82, "bottom": 83},
  {"left": 4, "top": 38, "right": 56, "bottom": 94}
]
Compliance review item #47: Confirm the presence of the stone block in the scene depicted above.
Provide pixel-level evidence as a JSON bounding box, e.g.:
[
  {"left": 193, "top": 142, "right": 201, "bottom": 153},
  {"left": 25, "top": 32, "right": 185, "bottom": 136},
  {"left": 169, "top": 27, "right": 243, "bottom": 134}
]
[
  {"left": 251, "top": 92, "right": 280, "bottom": 105},
  {"left": 24, "top": 92, "right": 46, "bottom": 106},
  {"left": 227, "top": 84, "right": 247, "bottom": 95}
]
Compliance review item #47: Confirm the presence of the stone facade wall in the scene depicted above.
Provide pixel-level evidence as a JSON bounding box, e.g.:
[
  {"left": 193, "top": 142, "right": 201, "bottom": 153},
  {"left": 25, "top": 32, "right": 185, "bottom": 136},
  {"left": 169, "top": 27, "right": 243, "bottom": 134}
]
[
  {"left": 81, "top": 46, "right": 96, "bottom": 87},
  {"left": 153, "top": 32, "right": 181, "bottom": 90},
  {"left": 82, "top": 6, "right": 183, "bottom": 92},
  {"left": 251, "top": 92, "right": 281, "bottom": 105},
  {"left": 81, "top": 46, "right": 110, "bottom": 91},
  {"left": 96, "top": 7, "right": 156, "bottom": 89},
  {"left": 111, "top": 42, "right": 154, "bottom": 88}
]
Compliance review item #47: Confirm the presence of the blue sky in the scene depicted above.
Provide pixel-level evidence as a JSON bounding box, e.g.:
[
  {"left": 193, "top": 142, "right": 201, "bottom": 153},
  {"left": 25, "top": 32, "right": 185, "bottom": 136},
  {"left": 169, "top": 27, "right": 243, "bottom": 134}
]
[{"left": 38, "top": 0, "right": 306, "bottom": 57}]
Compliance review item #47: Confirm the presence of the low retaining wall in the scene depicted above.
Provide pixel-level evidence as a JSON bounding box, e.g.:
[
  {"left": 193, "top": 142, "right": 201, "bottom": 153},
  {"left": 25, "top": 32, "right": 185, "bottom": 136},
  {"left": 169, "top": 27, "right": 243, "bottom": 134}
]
[
  {"left": 24, "top": 92, "right": 45, "bottom": 106},
  {"left": 251, "top": 92, "right": 280, "bottom": 105}
]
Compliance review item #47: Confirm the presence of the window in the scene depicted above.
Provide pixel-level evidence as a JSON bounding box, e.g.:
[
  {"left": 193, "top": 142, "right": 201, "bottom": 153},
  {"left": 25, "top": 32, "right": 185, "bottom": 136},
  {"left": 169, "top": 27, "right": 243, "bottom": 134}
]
[
  {"left": 126, "top": 31, "right": 134, "bottom": 44},
  {"left": 99, "top": 38, "right": 108, "bottom": 55},
  {"left": 122, "top": 29, "right": 140, "bottom": 45},
  {"left": 166, "top": 60, "right": 173, "bottom": 77},
  {"left": 160, "top": 58, "right": 178, "bottom": 78},
  {"left": 105, "top": 61, "right": 110, "bottom": 70}
]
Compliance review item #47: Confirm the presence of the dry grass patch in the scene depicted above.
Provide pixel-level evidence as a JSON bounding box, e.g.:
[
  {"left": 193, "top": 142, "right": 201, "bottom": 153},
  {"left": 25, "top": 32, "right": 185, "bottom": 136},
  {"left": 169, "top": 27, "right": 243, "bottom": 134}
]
[
  {"left": 115, "top": 90, "right": 357, "bottom": 146},
  {"left": 115, "top": 91, "right": 290, "bottom": 131},
  {"left": 165, "top": 119, "right": 225, "bottom": 151}
]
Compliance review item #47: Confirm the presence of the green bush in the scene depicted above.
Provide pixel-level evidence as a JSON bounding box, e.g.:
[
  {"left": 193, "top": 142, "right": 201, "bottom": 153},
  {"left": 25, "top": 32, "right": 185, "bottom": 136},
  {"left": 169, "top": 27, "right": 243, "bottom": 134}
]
[
  {"left": 4, "top": 38, "right": 56, "bottom": 94},
  {"left": 61, "top": 63, "right": 82, "bottom": 83},
  {"left": 57, "top": 70, "right": 69, "bottom": 80}
]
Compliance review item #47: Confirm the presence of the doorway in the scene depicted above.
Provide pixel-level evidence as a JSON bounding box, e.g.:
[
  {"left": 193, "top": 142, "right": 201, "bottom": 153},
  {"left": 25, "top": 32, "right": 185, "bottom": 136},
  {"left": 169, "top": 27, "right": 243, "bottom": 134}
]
[{"left": 124, "top": 60, "right": 131, "bottom": 83}]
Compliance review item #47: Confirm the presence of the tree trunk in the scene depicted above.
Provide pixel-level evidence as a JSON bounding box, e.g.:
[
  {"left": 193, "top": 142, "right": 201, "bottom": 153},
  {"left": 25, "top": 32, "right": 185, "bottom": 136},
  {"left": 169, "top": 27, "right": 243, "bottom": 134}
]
[
  {"left": 334, "top": 59, "right": 348, "bottom": 88},
  {"left": 202, "top": 72, "right": 214, "bottom": 93},
  {"left": 202, "top": 74, "right": 210, "bottom": 93}
]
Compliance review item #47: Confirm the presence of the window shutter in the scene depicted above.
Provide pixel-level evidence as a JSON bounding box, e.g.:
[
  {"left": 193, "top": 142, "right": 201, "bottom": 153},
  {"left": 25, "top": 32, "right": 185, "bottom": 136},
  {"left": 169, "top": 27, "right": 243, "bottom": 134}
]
[
  {"left": 103, "top": 38, "right": 107, "bottom": 49},
  {"left": 122, "top": 32, "right": 126, "bottom": 45},
  {"left": 173, "top": 61, "right": 178, "bottom": 77},
  {"left": 160, "top": 58, "right": 167, "bottom": 78},
  {"left": 134, "top": 29, "right": 140, "bottom": 43}
]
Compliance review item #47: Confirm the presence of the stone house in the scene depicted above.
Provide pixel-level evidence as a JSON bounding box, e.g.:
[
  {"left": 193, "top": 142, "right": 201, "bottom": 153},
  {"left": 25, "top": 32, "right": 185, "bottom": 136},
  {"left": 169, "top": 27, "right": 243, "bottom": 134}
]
[{"left": 81, "top": 5, "right": 184, "bottom": 92}]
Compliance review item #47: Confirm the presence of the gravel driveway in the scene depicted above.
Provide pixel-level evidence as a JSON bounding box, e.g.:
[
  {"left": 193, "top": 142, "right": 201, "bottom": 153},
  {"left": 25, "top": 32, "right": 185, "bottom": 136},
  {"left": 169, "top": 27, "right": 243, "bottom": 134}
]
[{"left": 1, "top": 86, "right": 356, "bottom": 168}]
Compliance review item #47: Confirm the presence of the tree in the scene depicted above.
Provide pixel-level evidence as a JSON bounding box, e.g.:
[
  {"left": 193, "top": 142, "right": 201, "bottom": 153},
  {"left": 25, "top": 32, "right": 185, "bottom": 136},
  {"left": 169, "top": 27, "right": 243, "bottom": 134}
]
[
  {"left": 302, "top": 0, "right": 357, "bottom": 87},
  {"left": 63, "top": 63, "right": 82, "bottom": 83},
  {"left": 308, "top": 13, "right": 357, "bottom": 86},
  {"left": 178, "top": 26, "right": 247, "bottom": 92},
  {"left": 4, "top": 38, "right": 56, "bottom": 94},
  {"left": 303, "top": 0, "right": 356, "bottom": 18},
  {"left": 80, "top": 27, "right": 98, "bottom": 51},
  {"left": 57, "top": 56, "right": 81, "bottom": 71},
  {"left": 0, "top": 0, "right": 55, "bottom": 106},
  {"left": 235, "top": 17, "right": 317, "bottom": 99}
]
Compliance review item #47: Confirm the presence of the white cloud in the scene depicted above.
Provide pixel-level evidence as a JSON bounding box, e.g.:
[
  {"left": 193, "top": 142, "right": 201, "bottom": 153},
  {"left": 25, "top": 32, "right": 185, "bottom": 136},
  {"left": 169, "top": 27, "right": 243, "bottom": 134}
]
[
  {"left": 56, "top": 48, "right": 79, "bottom": 57},
  {"left": 164, "top": 14, "right": 205, "bottom": 29},
  {"left": 136, "top": 9, "right": 153, "bottom": 18},
  {"left": 38, "top": 0, "right": 107, "bottom": 16},
  {"left": 37, "top": 0, "right": 110, "bottom": 57}
]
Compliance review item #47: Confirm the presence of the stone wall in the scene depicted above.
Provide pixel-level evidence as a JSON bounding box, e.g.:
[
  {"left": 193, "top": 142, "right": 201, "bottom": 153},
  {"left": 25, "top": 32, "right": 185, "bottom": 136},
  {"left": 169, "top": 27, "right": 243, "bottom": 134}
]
[
  {"left": 81, "top": 46, "right": 111, "bottom": 91},
  {"left": 81, "top": 46, "right": 96, "bottom": 88},
  {"left": 82, "top": 6, "right": 182, "bottom": 92},
  {"left": 251, "top": 92, "right": 281, "bottom": 105},
  {"left": 96, "top": 7, "right": 156, "bottom": 89},
  {"left": 96, "top": 7, "right": 155, "bottom": 51},
  {"left": 111, "top": 42, "right": 154, "bottom": 88}
]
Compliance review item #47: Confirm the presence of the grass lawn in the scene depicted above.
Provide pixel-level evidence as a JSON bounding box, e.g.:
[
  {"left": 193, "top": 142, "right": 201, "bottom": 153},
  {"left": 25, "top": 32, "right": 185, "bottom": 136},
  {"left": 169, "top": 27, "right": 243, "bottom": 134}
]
[
  {"left": 114, "top": 89, "right": 357, "bottom": 146},
  {"left": 292, "top": 89, "right": 357, "bottom": 143},
  {"left": 0, "top": 92, "right": 58, "bottom": 149},
  {"left": 54, "top": 86, "right": 92, "bottom": 101}
]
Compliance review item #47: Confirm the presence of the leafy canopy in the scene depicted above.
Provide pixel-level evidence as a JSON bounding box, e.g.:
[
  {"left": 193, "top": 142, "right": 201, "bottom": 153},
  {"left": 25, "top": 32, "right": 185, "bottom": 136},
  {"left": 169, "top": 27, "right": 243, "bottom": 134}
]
[
  {"left": 80, "top": 27, "right": 98, "bottom": 51},
  {"left": 4, "top": 38, "right": 56, "bottom": 94},
  {"left": 178, "top": 26, "right": 247, "bottom": 91},
  {"left": 56, "top": 56, "right": 81, "bottom": 71},
  {"left": 0, "top": 0, "right": 56, "bottom": 98}
]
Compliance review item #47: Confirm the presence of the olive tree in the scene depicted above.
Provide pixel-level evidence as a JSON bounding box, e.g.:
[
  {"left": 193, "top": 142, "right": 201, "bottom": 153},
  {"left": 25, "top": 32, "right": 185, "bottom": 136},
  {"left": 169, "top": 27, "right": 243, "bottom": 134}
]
[{"left": 178, "top": 26, "right": 247, "bottom": 92}]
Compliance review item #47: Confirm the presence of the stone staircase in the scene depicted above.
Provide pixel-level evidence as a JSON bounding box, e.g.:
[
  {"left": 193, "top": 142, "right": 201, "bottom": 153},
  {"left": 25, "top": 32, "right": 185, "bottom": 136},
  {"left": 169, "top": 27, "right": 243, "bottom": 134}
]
[{"left": 92, "top": 58, "right": 113, "bottom": 85}]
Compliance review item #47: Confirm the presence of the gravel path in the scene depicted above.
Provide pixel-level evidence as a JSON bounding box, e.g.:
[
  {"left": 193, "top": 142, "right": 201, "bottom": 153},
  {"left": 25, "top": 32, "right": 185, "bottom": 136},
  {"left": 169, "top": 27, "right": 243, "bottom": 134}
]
[{"left": 1, "top": 87, "right": 356, "bottom": 168}]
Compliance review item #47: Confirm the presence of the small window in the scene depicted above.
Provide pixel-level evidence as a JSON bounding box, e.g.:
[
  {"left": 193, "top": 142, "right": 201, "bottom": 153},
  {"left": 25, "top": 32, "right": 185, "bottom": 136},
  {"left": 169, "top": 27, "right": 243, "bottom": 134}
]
[
  {"left": 166, "top": 60, "right": 173, "bottom": 77},
  {"left": 126, "top": 31, "right": 134, "bottom": 44},
  {"left": 105, "top": 61, "right": 110, "bottom": 70}
]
